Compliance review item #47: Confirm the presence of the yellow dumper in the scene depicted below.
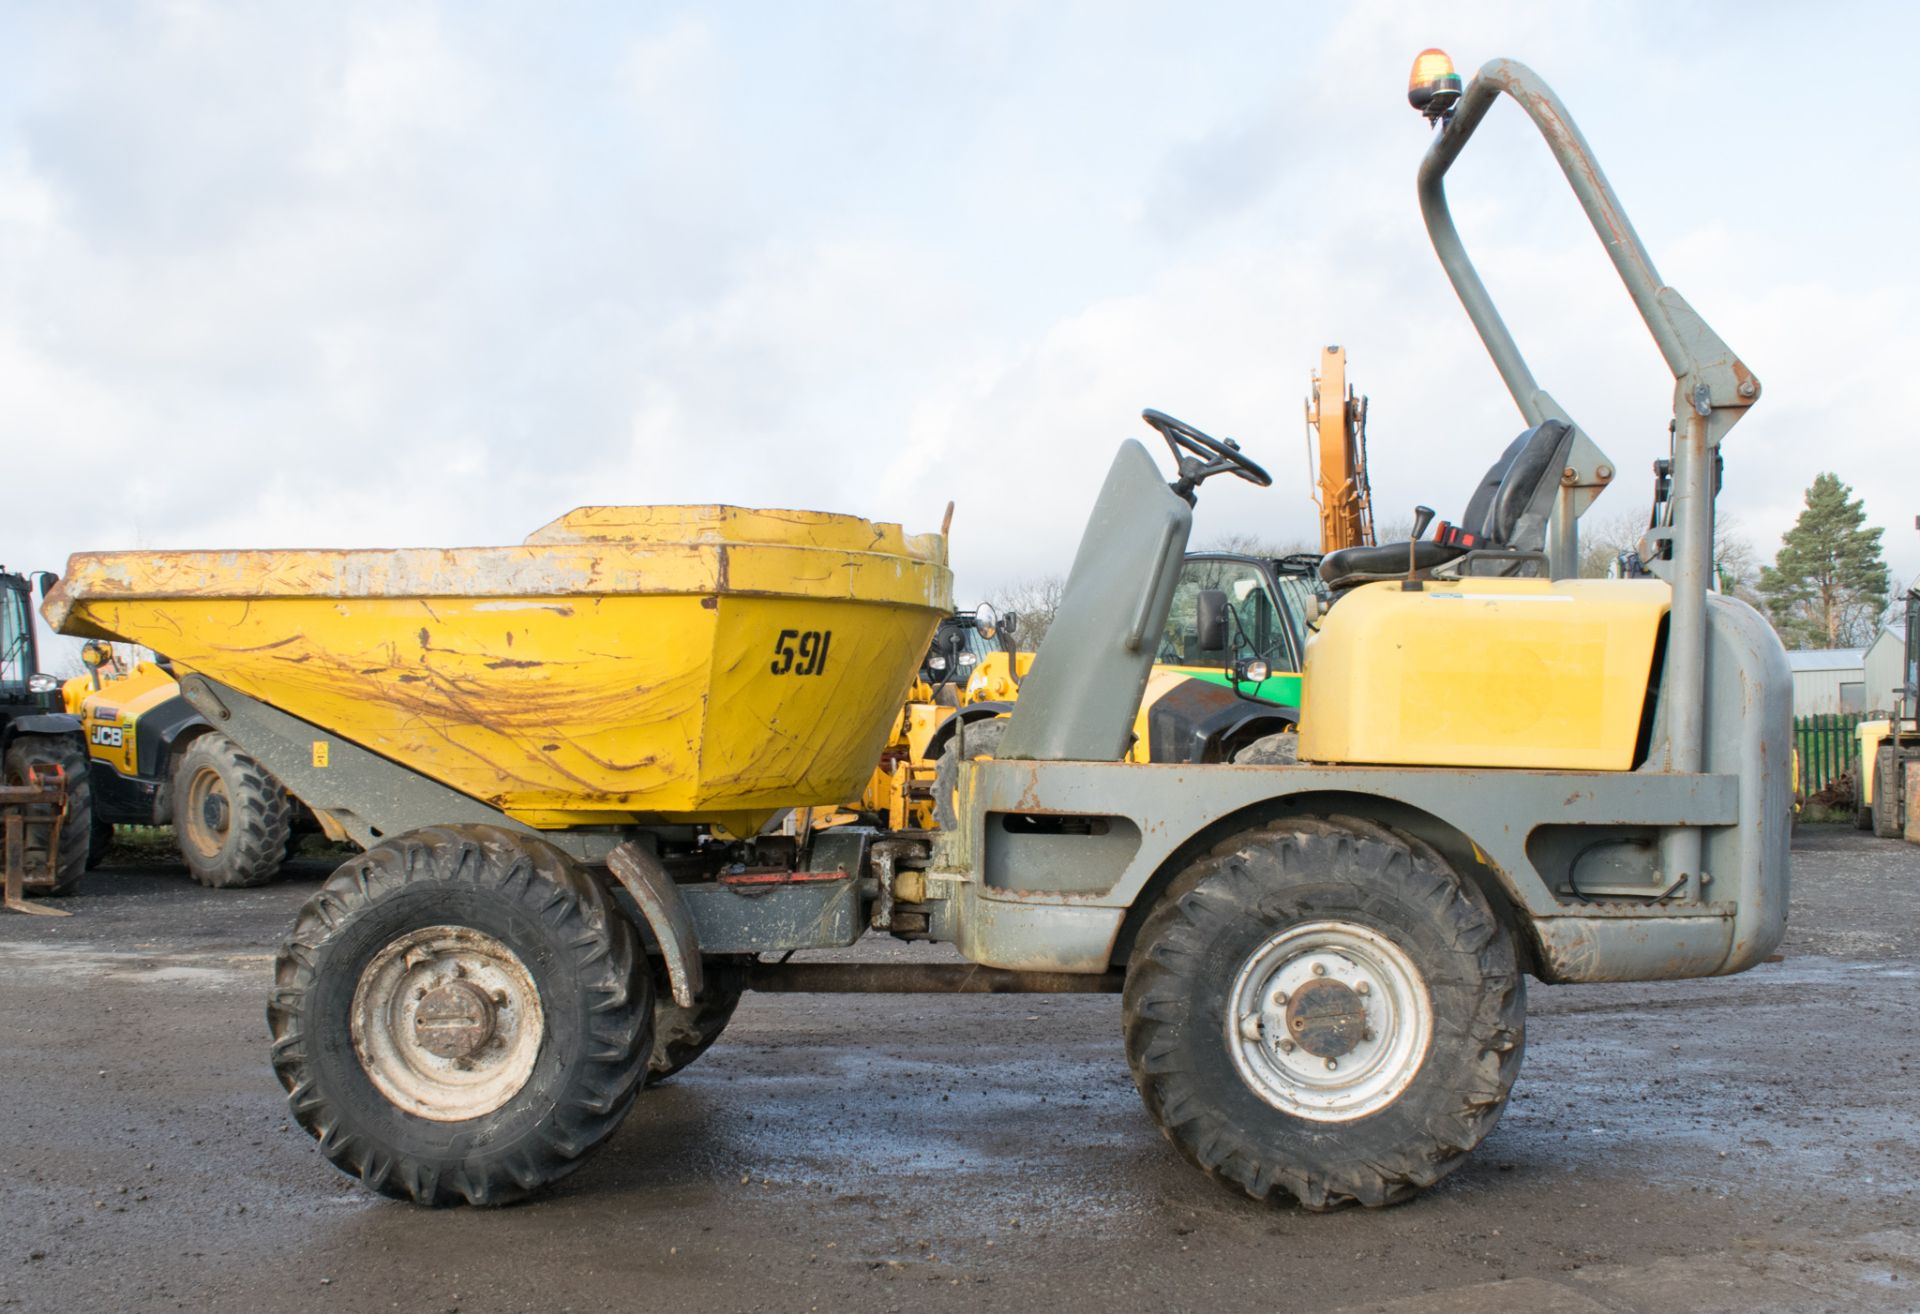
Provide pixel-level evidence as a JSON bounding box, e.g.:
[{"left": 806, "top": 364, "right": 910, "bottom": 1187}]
[{"left": 47, "top": 53, "right": 1791, "bottom": 1217}]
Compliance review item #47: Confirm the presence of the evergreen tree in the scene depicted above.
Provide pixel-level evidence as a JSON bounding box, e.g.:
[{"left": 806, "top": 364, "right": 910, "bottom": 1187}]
[{"left": 1757, "top": 473, "right": 1889, "bottom": 648}]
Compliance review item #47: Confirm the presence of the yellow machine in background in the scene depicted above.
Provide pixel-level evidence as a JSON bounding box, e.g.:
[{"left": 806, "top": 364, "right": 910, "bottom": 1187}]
[{"left": 59, "top": 643, "right": 304, "bottom": 887}]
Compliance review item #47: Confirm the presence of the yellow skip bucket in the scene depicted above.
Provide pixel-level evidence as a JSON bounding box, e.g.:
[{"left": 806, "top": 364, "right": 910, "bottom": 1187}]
[{"left": 46, "top": 506, "right": 952, "bottom": 835}]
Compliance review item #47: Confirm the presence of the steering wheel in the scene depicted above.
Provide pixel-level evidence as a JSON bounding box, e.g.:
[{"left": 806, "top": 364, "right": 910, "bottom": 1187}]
[{"left": 1142, "top": 409, "right": 1272, "bottom": 497}]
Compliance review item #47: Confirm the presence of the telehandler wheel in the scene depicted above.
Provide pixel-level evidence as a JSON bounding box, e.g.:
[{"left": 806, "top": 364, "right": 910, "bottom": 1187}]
[
  {"left": 172, "top": 733, "right": 291, "bottom": 888},
  {"left": 268, "top": 824, "right": 651, "bottom": 1207},
  {"left": 1122, "top": 816, "right": 1525, "bottom": 1211},
  {"left": 645, "top": 959, "right": 745, "bottom": 1086},
  {"left": 931, "top": 716, "right": 1009, "bottom": 830},
  {"left": 3, "top": 734, "right": 93, "bottom": 895},
  {"left": 88, "top": 817, "right": 113, "bottom": 869},
  {"left": 1872, "top": 744, "right": 1903, "bottom": 839}
]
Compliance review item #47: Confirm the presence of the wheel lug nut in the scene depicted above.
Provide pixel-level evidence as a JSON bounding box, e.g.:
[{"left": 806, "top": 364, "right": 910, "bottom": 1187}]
[
  {"left": 1311, "top": 963, "right": 1326, "bottom": 977},
  {"left": 1271, "top": 990, "right": 1287, "bottom": 1007},
  {"left": 1325, "top": 1058, "right": 1338, "bottom": 1072},
  {"left": 493, "top": 990, "right": 509, "bottom": 1007},
  {"left": 1355, "top": 981, "right": 1370, "bottom": 996},
  {"left": 1291, "top": 1018, "right": 1305, "bottom": 1031},
  {"left": 1279, "top": 1040, "right": 1295, "bottom": 1054}
]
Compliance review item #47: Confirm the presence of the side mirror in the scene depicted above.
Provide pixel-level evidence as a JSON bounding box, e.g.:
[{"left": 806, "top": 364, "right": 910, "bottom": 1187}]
[
  {"left": 1196, "top": 589, "right": 1229, "bottom": 652},
  {"left": 27, "top": 673, "right": 60, "bottom": 694},
  {"left": 81, "top": 641, "right": 110, "bottom": 670},
  {"left": 32, "top": 571, "right": 57, "bottom": 600}
]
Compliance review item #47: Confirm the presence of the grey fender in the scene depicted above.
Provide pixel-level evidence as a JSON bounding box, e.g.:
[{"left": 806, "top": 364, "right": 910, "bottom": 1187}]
[{"left": 606, "top": 841, "right": 704, "bottom": 1007}]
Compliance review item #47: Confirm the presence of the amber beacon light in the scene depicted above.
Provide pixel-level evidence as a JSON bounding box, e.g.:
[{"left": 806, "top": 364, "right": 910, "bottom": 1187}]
[{"left": 1407, "top": 48, "right": 1463, "bottom": 125}]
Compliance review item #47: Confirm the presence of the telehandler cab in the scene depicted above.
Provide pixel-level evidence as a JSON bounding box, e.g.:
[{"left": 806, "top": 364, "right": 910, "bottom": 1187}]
[{"left": 47, "top": 53, "right": 1787, "bottom": 1210}]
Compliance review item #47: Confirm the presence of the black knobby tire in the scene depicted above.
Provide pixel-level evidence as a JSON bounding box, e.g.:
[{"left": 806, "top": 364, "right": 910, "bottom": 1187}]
[
  {"left": 268, "top": 824, "right": 652, "bottom": 1206},
  {"left": 1873, "top": 744, "right": 1904, "bottom": 839},
  {"left": 931, "top": 716, "right": 1009, "bottom": 830},
  {"left": 645, "top": 959, "right": 745, "bottom": 1085},
  {"left": 3, "top": 734, "right": 93, "bottom": 895},
  {"left": 172, "top": 733, "right": 292, "bottom": 887},
  {"left": 1122, "top": 816, "right": 1525, "bottom": 1210},
  {"left": 88, "top": 816, "right": 113, "bottom": 869}
]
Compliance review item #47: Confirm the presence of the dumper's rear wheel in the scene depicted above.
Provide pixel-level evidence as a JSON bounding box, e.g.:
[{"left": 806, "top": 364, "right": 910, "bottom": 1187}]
[
  {"left": 268, "top": 824, "right": 651, "bottom": 1206},
  {"left": 173, "top": 733, "right": 291, "bottom": 888},
  {"left": 646, "top": 959, "right": 745, "bottom": 1085},
  {"left": 1123, "top": 816, "right": 1524, "bottom": 1210}
]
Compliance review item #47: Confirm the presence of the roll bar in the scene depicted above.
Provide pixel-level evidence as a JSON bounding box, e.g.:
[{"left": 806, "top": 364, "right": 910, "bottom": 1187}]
[{"left": 1417, "top": 57, "right": 1764, "bottom": 900}]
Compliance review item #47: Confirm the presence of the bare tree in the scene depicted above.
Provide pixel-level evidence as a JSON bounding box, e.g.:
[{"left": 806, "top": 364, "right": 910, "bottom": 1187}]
[
  {"left": 985, "top": 575, "right": 1065, "bottom": 650},
  {"left": 1200, "top": 532, "right": 1317, "bottom": 559}
]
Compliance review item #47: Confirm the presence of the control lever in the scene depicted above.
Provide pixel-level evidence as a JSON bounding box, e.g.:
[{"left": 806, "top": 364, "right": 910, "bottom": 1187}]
[{"left": 1403, "top": 505, "right": 1436, "bottom": 591}]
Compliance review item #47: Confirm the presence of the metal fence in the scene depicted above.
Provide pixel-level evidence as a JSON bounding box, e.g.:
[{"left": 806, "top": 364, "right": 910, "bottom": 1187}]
[{"left": 1795, "top": 713, "right": 1865, "bottom": 800}]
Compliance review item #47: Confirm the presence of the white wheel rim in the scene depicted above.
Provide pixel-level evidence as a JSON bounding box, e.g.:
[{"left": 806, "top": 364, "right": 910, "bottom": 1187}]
[
  {"left": 350, "top": 925, "right": 545, "bottom": 1122},
  {"left": 1225, "top": 920, "right": 1433, "bottom": 1122}
]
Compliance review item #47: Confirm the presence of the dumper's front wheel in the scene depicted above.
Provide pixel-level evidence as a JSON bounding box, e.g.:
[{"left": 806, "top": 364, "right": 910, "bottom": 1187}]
[
  {"left": 268, "top": 824, "right": 651, "bottom": 1206},
  {"left": 1123, "top": 816, "right": 1524, "bottom": 1210}
]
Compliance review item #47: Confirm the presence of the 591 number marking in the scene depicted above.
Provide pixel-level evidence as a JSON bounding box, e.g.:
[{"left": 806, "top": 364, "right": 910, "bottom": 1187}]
[{"left": 771, "top": 629, "right": 833, "bottom": 676}]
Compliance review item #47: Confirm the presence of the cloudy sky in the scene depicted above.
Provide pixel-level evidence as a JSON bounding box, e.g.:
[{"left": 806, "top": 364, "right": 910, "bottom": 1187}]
[{"left": 3, "top": 1, "right": 1915, "bottom": 652}]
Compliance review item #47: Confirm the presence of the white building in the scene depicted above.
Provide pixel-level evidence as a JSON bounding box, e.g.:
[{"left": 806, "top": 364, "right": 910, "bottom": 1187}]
[
  {"left": 1786, "top": 648, "right": 1867, "bottom": 716},
  {"left": 1864, "top": 626, "right": 1907, "bottom": 713}
]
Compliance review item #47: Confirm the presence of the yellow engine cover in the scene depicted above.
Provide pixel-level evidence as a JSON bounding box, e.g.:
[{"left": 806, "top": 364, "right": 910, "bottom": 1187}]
[{"left": 1298, "top": 577, "right": 1670, "bottom": 771}]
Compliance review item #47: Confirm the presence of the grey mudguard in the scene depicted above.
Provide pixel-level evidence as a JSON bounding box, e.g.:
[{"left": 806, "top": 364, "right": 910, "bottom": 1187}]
[{"left": 997, "top": 439, "right": 1193, "bottom": 762}]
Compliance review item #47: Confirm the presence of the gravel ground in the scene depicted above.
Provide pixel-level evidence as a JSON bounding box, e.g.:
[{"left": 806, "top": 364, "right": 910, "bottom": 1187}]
[{"left": 0, "top": 824, "right": 1916, "bottom": 1313}]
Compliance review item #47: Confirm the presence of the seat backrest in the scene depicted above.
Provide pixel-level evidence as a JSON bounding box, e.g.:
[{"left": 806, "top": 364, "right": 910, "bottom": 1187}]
[
  {"left": 998, "top": 440, "right": 1193, "bottom": 762},
  {"left": 1460, "top": 420, "right": 1573, "bottom": 549}
]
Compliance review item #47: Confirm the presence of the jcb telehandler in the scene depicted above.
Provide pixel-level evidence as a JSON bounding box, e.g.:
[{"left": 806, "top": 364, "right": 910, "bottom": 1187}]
[
  {"left": 48, "top": 52, "right": 1788, "bottom": 1210},
  {"left": 63, "top": 643, "right": 296, "bottom": 887}
]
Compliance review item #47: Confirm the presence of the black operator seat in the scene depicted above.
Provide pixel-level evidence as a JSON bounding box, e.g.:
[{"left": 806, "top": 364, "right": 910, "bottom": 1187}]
[{"left": 1318, "top": 420, "right": 1575, "bottom": 591}]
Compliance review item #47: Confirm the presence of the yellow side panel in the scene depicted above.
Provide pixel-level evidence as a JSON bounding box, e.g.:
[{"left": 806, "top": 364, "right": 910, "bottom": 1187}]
[
  {"left": 1298, "top": 578, "right": 1670, "bottom": 771},
  {"left": 1858, "top": 719, "right": 1892, "bottom": 805}
]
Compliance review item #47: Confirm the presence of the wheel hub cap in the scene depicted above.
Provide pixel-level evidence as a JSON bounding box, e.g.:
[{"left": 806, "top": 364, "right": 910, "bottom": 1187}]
[
  {"left": 413, "top": 979, "right": 498, "bottom": 1059},
  {"left": 1283, "top": 977, "right": 1369, "bottom": 1059},
  {"left": 1227, "top": 920, "right": 1434, "bottom": 1122},
  {"left": 350, "top": 926, "right": 544, "bottom": 1122}
]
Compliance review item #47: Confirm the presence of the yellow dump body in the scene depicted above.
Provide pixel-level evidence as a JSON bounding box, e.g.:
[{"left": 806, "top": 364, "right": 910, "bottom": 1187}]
[
  {"left": 1299, "top": 576, "right": 1670, "bottom": 771},
  {"left": 46, "top": 506, "right": 952, "bottom": 834}
]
